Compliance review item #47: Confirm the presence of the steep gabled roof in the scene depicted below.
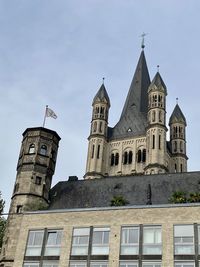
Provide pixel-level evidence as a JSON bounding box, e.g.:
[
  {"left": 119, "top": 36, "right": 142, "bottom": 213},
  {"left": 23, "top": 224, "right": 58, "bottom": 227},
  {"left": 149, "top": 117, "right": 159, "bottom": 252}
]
[
  {"left": 93, "top": 84, "right": 110, "bottom": 107},
  {"left": 169, "top": 104, "right": 186, "bottom": 125},
  {"left": 109, "top": 50, "right": 151, "bottom": 139},
  {"left": 149, "top": 72, "right": 167, "bottom": 94}
]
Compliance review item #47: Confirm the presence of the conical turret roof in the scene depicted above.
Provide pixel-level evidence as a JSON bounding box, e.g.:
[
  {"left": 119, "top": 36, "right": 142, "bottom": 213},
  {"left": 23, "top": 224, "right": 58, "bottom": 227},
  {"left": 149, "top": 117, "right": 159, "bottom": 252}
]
[
  {"left": 109, "top": 50, "right": 151, "bottom": 139},
  {"left": 169, "top": 104, "right": 186, "bottom": 125},
  {"left": 149, "top": 72, "right": 167, "bottom": 94},
  {"left": 93, "top": 84, "right": 110, "bottom": 107}
]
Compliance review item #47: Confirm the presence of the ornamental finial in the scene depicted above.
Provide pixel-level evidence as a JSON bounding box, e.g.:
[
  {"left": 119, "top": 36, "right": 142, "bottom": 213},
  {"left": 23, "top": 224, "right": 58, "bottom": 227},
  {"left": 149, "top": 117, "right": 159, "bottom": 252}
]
[{"left": 140, "top": 32, "right": 147, "bottom": 49}]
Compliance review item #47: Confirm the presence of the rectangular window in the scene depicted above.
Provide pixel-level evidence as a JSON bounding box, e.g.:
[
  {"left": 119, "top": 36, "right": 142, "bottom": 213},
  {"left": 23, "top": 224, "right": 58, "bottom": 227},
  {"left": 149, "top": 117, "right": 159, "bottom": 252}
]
[
  {"left": 90, "top": 261, "right": 108, "bottom": 267},
  {"left": 70, "top": 261, "right": 87, "bottom": 267},
  {"left": 42, "top": 261, "right": 59, "bottom": 267},
  {"left": 142, "top": 262, "right": 161, "bottom": 267},
  {"left": 120, "top": 226, "right": 139, "bottom": 255},
  {"left": 120, "top": 261, "right": 138, "bottom": 267},
  {"left": 92, "top": 227, "right": 110, "bottom": 255},
  {"left": 152, "top": 135, "right": 155, "bottom": 149},
  {"left": 25, "top": 230, "right": 44, "bottom": 256},
  {"left": 174, "top": 262, "right": 195, "bottom": 267},
  {"left": 97, "top": 145, "right": 100, "bottom": 159},
  {"left": 143, "top": 226, "right": 162, "bottom": 255},
  {"left": 71, "top": 228, "right": 90, "bottom": 255},
  {"left": 23, "top": 263, "right": 40, "bottom": 267},
  {"left": 174, "top": 225, "right": 194, "bottom": 254},
  {"left": 44, "top": 230, "right": 62, "bottom": 256}
]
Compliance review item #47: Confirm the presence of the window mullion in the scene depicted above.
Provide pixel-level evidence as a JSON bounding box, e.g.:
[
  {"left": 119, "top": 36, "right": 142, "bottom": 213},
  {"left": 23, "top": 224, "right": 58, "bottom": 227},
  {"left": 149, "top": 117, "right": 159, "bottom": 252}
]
[
  {"left": 39, "top": 228, "right": 47, "bottom": 267},
  {"left": 194, "top": 223, "right": 199, "bottom": 267},
  {"left": 139, "top": 224, "right": 143, "bottom": 267},
  {"left": 87, "top": 226, "right": 93, "bottom": 267}
]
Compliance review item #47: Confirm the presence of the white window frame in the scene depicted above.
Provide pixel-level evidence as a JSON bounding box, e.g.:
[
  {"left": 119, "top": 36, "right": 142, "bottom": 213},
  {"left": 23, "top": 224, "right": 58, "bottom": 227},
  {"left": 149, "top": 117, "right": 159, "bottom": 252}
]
[
  {"left": 119, "top": 260, "right": 139, "bottom": 267},
  {"left": 142, "top": 262, "right": 162, "bottom": 267},
  {"left": 25, "top": 230, "right": 44, "bottom": 256},
  {"left": 174, "top": 225, "right": 194, "bottom": 255},
  {"left": 174, "top": 261, "right": 195, "bottom": 267},
  {"left": 143, "top": 226, "right": 162, "bottom": 255},
  {"left": 71, "top": 228, "right": 90, "bottom": 255},
  {"left": 44, "top": 230, "right": 62, "bottom": 256},
  {"left": 91, "top": 227, "right": 110, "bottom": 255},
  {"left": 120, "top": 226, "right": 139, "bottom": 255},
  {"left": 90, "top": 261, "right": 108, "bottom": 267},
  {"left": 23, "top": 262, "right": 40, "bottom": 267},
  {"left": 69, "top": 261, "right": 87, "bottom": 267}
]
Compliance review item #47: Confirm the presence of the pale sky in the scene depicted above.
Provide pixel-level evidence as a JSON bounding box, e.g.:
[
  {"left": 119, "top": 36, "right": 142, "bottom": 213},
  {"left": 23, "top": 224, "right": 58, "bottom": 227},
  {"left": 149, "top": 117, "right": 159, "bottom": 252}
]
[{"left": 0, "top": 0, "right": 200, "bottom": 213}]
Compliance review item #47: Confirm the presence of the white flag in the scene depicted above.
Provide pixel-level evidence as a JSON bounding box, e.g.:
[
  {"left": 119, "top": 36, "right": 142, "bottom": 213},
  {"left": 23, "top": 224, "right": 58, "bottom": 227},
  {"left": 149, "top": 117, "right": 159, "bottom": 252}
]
[{"left": 46, "top": 107, "right": 57, "bottom": 119}]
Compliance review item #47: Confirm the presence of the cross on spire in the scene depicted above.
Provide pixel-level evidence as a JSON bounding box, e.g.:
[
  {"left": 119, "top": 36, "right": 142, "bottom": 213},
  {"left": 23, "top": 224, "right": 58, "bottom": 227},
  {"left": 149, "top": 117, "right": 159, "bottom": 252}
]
[{"left": 140, "top": 32, "right": 147, "bottom": 49}]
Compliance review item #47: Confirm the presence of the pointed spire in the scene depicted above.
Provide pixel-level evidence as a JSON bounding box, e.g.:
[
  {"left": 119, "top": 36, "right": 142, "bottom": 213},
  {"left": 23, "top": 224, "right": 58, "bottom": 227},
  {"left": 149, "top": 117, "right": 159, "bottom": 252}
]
[
  {"left": 149, "top": 71, "right": 167, "bottom": 94},
  {"left": 93, "top": 83, "right": 110, "bottom": 107},
  {"left": 169, "top": 104, "right": 187, "bottom": 125},
  {"left": 120, "top": 50, "right": 151, "bottom": 117}
]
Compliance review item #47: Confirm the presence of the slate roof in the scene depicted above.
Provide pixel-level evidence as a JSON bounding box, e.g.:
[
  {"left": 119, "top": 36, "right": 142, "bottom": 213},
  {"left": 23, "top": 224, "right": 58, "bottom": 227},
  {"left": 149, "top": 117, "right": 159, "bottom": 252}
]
[
  {"left": 169, "top": 104, "right": 187, "bottom": 125},
  {"left": 149, "top": 72, "right": 167, "bottom": 94},
  {"left": 49, "top": 171, "right": 200, "bottom": 210},
  {"left": 93, "top": 84, "right": 110, "bottom": 107},
  {"left": 108, "top": 50, "right": 151, "bottom": 140}
]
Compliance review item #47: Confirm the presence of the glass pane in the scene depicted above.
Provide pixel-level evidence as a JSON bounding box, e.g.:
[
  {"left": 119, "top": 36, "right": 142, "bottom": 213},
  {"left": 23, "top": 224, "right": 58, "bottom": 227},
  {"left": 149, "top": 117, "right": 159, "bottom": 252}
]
[
  {"left": 143, "top": 245, "right": 162, "bottom": 255},
  {"left": 90, "top": 262, "right": 108, "bottom": 267},
  {"left": 70, "top": 261, "right": 87, "bottom": 267},
  {"left": 174, "top": 225, "right": 194, "bottom": 237},
  {"left": 175, "top": 244, "right": 194, "bottom": 254},
  {"left": 34, "top": 231, "right": 44, "bottom": 245},
  {"left": 47, "top": 232, "right": 57, "bottom": 245},
  {"left": 93, "top": 232, "right": 102, "bottom": 244},
  {"left": 74, "top": 228, "right": 90, "bottom": 236},
  {"left": 71, "top": 246, "right": 88, "bottom": 255},
  {"left": 44, "top": 247, "right": 60, "bottom": 256},
  {"left": 92, "top": 245, "right": 109, "bottom": 255},
  {"left": 23, "top": 263, "right": 40, "bottom": 267},
  {"left": 120, "top": 261, "right": 138, "bottom": 267},
  {"left": 121, "top": 245, "right": 139, "bottom": 255},
  {"left": 26, "top": 247, "right": 42, "bottom": 256},
  {"left": 143, "top": 229, "right": 154, "bottom": 243}
]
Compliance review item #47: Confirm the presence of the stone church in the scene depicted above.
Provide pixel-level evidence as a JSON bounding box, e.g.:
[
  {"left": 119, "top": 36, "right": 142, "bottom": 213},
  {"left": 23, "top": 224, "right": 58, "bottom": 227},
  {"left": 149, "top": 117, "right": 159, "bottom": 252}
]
[{"left": 0, "top": 45, "right": 200, "bottom": 267}]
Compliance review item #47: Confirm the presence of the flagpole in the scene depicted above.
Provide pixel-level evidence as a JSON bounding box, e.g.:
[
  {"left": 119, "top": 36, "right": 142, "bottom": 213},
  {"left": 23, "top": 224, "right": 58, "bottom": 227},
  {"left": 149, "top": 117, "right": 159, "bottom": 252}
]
[{"left": 42, "top": 105, "right": 48, "bottom": 128}]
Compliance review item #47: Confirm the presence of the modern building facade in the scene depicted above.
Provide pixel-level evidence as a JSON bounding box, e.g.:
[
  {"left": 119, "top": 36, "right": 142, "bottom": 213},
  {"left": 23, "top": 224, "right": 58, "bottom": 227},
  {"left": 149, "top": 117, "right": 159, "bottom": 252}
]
[{"left": 0, "top": 45, "right": 199, "bottom": 267}]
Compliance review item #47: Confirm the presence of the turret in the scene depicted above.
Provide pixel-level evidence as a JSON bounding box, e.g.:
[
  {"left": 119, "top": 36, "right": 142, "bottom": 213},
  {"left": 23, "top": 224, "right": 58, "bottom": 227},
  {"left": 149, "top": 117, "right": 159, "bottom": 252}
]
[
  {"left": 169, "top": 103, "right": 187, "bottom": 172},
  {"left": 85, "top": 83, "right": 110, "bottom": 179},
  {"left": 10, "top": 127, "right": 60, "bottom": 213},
  {"left": 145, "top": 72, "right": 168, "bottom": 174}
]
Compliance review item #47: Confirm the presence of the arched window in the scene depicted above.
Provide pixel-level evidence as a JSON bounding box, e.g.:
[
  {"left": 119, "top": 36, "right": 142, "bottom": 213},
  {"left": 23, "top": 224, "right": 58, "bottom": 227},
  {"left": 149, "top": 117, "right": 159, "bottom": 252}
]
[
  {"left": 180, "top": 164, "right": 183, "bottom": 172},
  {"left": 142, "top": 149, "right": 146, "bottom": 162},
  {"left": 123, "top": 152, "right": 128, "bottom": 164},
  {"left": 115, "top": 153, "right": 119, "bottom": 165},
  {"left": 91, "top": 145, "right": 95, "bottom": 158},
  {"left": 93, "top": 122, "right": 97, "bottom": 132},
  {"left": 28, "top": 144, "right": 35, "bottom": 154},
  {"left": 174, "top": 141, "right": 177, "bottom": 152},
  {"left": 40, "top": 145, "right": 47, "bottom": 156},
  {"left": 99, "top": 122, "right": 103, "bottom": 133},
  {"left": 152, "top": 135, "right": 155, "bottom": 149},
  {"left": 137, "top": 150, "right": 142, "bottom": 163},
  {"left": 128, "top": 151, "right": 133, "bottom": 164},
  {"left": 111, "top": 153, "right": 115, "bottom": 166},
  {"left": 159, "top": 111, "right": 162, "bottom": 122},
  {"left": 152, "top": 111, "right": 156, "bottom": 122}
]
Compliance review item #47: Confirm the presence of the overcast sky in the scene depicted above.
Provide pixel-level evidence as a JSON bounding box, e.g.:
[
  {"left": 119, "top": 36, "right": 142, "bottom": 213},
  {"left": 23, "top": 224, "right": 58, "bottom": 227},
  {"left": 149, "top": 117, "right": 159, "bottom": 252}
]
[{"left": 0, "top": 0, "right": 200, "bottom": 213}]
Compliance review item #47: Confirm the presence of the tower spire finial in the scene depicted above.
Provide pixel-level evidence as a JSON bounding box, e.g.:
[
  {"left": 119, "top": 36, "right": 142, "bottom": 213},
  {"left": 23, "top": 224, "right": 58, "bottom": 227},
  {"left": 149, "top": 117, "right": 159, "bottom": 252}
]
[
  {"left": 176, "top": 97, "right": 179, "bottom": 104},
  {"left": 157, "top": 65, "right": 160, "bottom": 73},
  {"left": 102, "top": 77, "right": 105, "bottom": 85},
  {"left": 140, "top": 32, "right": 147, "bottom": 49}
]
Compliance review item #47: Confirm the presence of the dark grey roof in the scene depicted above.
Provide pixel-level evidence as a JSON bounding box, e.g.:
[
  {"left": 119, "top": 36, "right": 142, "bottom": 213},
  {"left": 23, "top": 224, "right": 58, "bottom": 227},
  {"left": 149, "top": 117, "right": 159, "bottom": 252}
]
[
  {"left": 109, "top": 50, "right": 151, "bottom": 140},
  {"left": 149, "top": 72, "right": 167, "bottom": 94},
  {"left": 169, "top": 104, "right": 187, "bottom": 125},
  {"left": 49, "top": 171, "right": 200, "bottom": 209},
  {"left": 93, "top": 84, "right": 110, "bottom": 107}
]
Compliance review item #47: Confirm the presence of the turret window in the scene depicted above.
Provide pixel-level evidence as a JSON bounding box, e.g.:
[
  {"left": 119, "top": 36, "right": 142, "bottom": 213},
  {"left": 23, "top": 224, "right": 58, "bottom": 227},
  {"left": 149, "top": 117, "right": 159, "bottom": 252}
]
[
  {"left": 152, "top": 135, "right": 155, "bottom": 149},
  {"left": 40, "top": 145, "right": 47, "bottom": 156},
  {"left": 91, "top": 145, "right": 95, "bottom": 158},
  {"left": 180, "top": 141, "right": 183, "bottom": 152},
  {"left": 152, "top": 111, "right": 156, "bottom": 122},
  {"left": 115, "top": 153, "right": 119, "bottom": 165},
  {"left": 35, "top": 176, "right": 42, "bottom": 185},
  {"left": 159, "top": 111, "right": 162, "bottom": 122},
  {"left": 97, "top": 145, "right": 100, "bottom": 159},
  {"left": 28, "top": 144, "right": 35, "bottom": 154},
  {"left": 159, "top": 135, "right": 161, "bottom": 149},
  {"left": 93, "top": 122, "right": 97, "bottom": 132},
  {"left": 174, "top": 141, "right": 177, "bottom": 152},
  {"left": 99, "top": 122, "right": 103, "bottom": 133}
]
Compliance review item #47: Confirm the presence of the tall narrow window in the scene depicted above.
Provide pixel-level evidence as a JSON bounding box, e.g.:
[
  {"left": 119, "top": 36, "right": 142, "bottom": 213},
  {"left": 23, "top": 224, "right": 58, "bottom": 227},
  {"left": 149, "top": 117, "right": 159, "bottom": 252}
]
[
  {"left": 120, "top": 226, "right": 139, "bottom": 255},
  {"left": 174, "top": 141, "right": 177, "bottom": 152},
  {"left": 91, "top": 145, "right": 95, "bottom": 158},
  {"left": 175, "top": 164, "right": 177, "bottom": 173},
  {"left": 159, "top": 111, "right": 162, "bottom": 122},
  {"left": 71, "top": 228, "right": 90, "bottom": 255},
  {"left": 92, "top": 227, "right": 110, "bottom": 255},
  {"left": 174, "top": 225, "right": 194, "bottom": 255},
  {"left": 28, "top": 144, "right": 35, "bottom": 154},
  {"left": 152, "top": 111, "right": 156, "bottom": 122},
  {"left": 124, "top": 152, "right": 128, "bottom": 164},
  {"left": 40, "top": 145, "right": 47, "bottom": 156},
  {"left": 93, "top": 122, "right": 97, "bottom": 132},
  {"left": 97, "top": 145, "right": 100, "bottom": 159},
  {"left": 143, "top": 226, "right": 162, "bottom": 255},
  {"left": 158, "top": 135, "right": 161, "bottom": 150},
  {"left": 128, "top": 151, "right": 133, "bottom": 164},
  {"left": 180, "top": 141, "right": 183, "bottom": 152},
  {"left": 137, "top": 150, "right": 142, "bottom": 163},
  {"left": 115, "top": 153, "right": 119, "bottom": 165},
  {"left": 142, "top": 149, "right": 146, "bottom": 162},
  {"left": 180, "top": 164, "right": 183, "bottom": 172},
  {"left": 99, "top": 122, "right": 103, "bottom": 133},
  {"left": 111, "top": 153, "right": 115, "bottom": 166},
  {"left": 152, "top": 135, "right": 155, "bottom": 149}
]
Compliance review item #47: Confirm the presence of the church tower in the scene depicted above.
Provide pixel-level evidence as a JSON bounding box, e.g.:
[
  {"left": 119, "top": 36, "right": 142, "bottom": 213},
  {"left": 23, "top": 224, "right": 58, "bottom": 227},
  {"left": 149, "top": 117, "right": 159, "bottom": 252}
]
[
  {"left": 85, "top": 83, "right": 110, "bottom": 179},
  {"left": 145, "top": 72, "right": 168, "bottom": 174},
  {"left": 169, "top": 103, "right": 187, "bottom": 172},
  {"left": 10, "top": 127, "right": 60, "bottom": 213}
]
